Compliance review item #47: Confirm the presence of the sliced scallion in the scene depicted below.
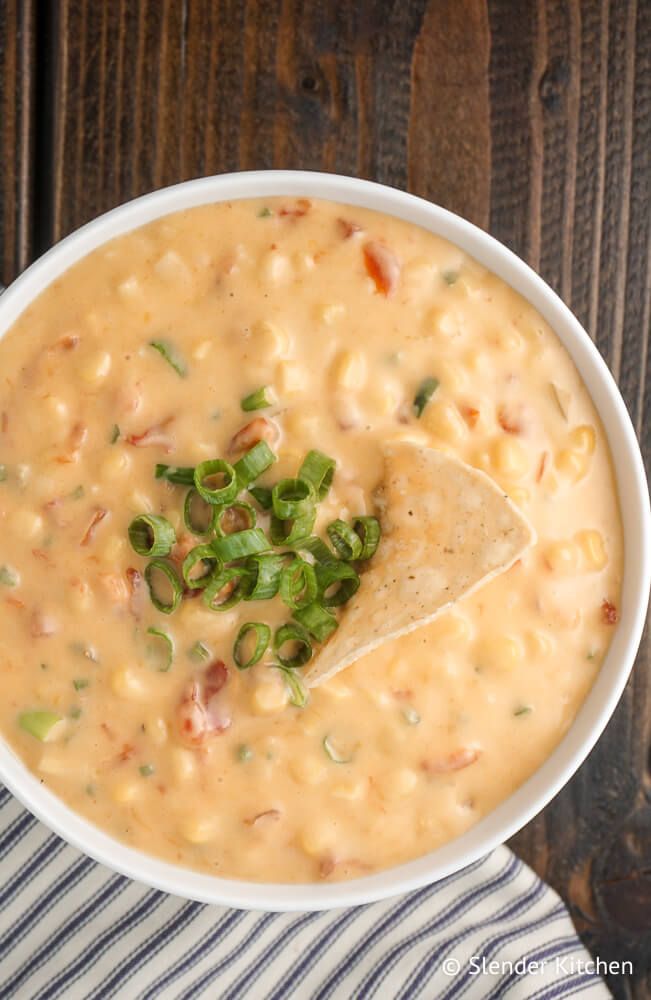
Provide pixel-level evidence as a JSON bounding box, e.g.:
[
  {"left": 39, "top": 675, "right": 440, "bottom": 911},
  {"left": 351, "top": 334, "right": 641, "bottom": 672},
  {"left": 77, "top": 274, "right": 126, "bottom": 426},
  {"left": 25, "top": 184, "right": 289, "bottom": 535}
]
[
  {"left": 149, "top": 339, "right": 188, "bottom": 377},
  {"left": 299, "top": 450, "right": 336, "bottom": 500},
  {"left": 323, "top": 734, "right": 353, "bottom": 764},
  {"left": 241, "top": 386, "right": 275, "bottom": 412},
  {"left": 514, "top": 705, "right": 532, "bottom": 717},
  {"left": 244, "top": 553, "right": 283, "bottom": 601},
  {"left": 269, "top": 509, "right": 316, "bottom": 547},
  {"left": 146, "top": 627, "right": 174, "bottom": 671},
  {"left": 279, "top": 558, "right": 317, "bottom": 611},
  {"left": 73, "top": 678, "right": 90, "bottom": 691},
  {"left": 233, "top": 441, "right": 276, "bottom": 488},
  {"left": 183, "top": 488, "right": 214, "bottom": 536},
  {"left": 293, "top": 601, "right": 338, "bottom": 642},
  {"left": 294, "top": 536, "right": 336, "bottom": 564},
  {"left": 155, "top": 463, "right": 195, "bottom": 486},
  {"left": 237, "top": 744, "right": 254, "bottom": 761},
  {"left": 110, "top": 424, "right": 120, "bottom": 444},
  {"left": 18, "top": 710, "right": 63, "bottom": 742},
  {"left": 212, "top": 527, "right": 270, "bottom": 562},
  {"left": 144, "top": 560, "right": 183, "bottom": 614},
  {"left": 327, "top": 519, "right": 363, "bottom": 561},
  {"left": 352, "top": 516, "right": 381, "bottom": 561},
  {"left": 274, "top": 623, "right": 312, "bottom": 669},
  {"left": 413, "top": 376, "right": 439, "bottom": 417},
  {"left": 315, "top": 561, "right": 360, "bottom": 607},
  {"left": 128, "top": 514, "right": 176, "bottom": 558},
  {"left": 213, "top": 502, "right": 257, "bottom": 537},
  {"left": 189, "top": 640, "right": 211, "bottom": 663},
  {"left": 182, "top": 544, "right": 220, "bottom": 590},
  {"left": 271, "top": 478, "right": 316, "bottom": 520},
  {"left": 278, "top": 667, "right": 309, "bottom": 708},
  {"left": 0, "top": 565, "right": 19, "bottom": 588},
  {"left": 139, "top": 763, "right": 155, "bottom": 777},
  {"left": 233, "top": 622, "right": 271, "bottom": 669},
  {"left": 203, "top": 566, "right": 251, "bottom": 611},
  {"left": 194, "top": 458, "right": 238, "bottom": 506},
  {"left": 248, "top": 486, "right": 273, "bottom": 510}
]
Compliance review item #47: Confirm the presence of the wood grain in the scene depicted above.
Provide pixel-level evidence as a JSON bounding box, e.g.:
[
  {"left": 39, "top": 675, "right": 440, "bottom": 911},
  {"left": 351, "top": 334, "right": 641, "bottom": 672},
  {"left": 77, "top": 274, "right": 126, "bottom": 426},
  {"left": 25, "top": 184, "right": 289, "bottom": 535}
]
[
  {"left": 0, "top": 0, "right": 34, "bottom": 285},
  {"left": 0, "top": 0, "right": 650, "bottom": 995}
]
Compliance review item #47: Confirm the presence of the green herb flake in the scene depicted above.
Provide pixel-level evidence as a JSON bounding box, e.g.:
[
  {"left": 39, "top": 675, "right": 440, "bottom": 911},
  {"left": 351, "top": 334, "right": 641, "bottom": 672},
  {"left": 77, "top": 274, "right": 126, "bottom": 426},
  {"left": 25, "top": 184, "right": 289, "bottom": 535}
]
[
  {"left": 85, "top": 783, "right": 96, "bottom": 797},
  {"left": 0, "top": 565, "right": 19, "bottom": 588},
  {"left": 110, "top": 424, "right": 120, "bottom": 444},
  {"left": 586, "top": 649, "right": 598, "bottom": 661},
  {"left": 258, "top": 207, "right": 273, "bottom": 218},
  {"left": 69, "top": 707, "right": 82, "bottom": 720},
  {"left": 443, "top": 269, "right": 459, "bottom": 286},
  {"left": 237, "top": 744, "right": 254, "bottom": 762},
  {"left": 514, "top": 705, "right": 532, "bottom": 717},
  {"left": 139, "top": 763, "right": 155, "bottom": 777},
  {"left": 73, "top": 678, "right": 90, "bottom": 691},
  {"left": 0, "top": 464, "right": 7, "bottom": 482},
  {"left": 413, "top": 376, "right": 439, "bottom": 418},
  {"left": 149, "top": 339, "right": 188, "bottom": 378},
  {"left": 189, "top": 640, "right": 211, "bottom": 663},
  {"left": 71, "top": 485, "right": 85, "bottom": 500}
]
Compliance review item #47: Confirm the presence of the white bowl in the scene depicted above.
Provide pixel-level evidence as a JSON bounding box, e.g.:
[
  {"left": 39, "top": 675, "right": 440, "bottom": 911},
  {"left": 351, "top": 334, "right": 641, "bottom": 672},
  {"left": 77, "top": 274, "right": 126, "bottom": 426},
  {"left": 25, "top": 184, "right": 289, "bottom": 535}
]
[{"left": 0, "top": 171, "right": 649, "bottom": 911}]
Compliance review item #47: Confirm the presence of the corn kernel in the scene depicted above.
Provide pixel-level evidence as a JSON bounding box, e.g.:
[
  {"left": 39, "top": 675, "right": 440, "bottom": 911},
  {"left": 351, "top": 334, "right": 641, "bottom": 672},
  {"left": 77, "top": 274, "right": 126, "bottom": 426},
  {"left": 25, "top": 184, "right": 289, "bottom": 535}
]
[
  {"left": 569, "top": 424, "right": 596, "bottom": 455},
  {"left": 38, "top": 751, "right": 73, "bottom": 775},
  {"left": 491, "top": 436, "right": 529, "bottom": 480},
  {"left": 11, "top": 509, "right": 44, "bottom": 539},
  {"left": 477, "top": 635, "right": 523, "bottom": 671},
  {"left": 332, "top": 350, "right": 367, "bottom": 392},
  {"left": 44, "top": 396, "right": 69, "bottom": 422},
  {"left": 192, "top": 340, "right": 213, "bottom": 361},
  {"left": 80, "top": 350, "right": 112, "bottom": 383},
  {"left": 430, "top": 612, "right": 472, "bottom": 644},
  {"left": 317, "top": 302, "right": 346, "bottom": 325},
  {"left": 261, "top": 250, "right": 292, "bottom": 285},
  {"left": 154, "top": 250, "right": 191, "bottom": 284},
  {"left": 383, "top": 768, "right": 418, "bottom": 798},
  {"left": 423, "top": 400, "right": 468, "bottom": 445},
  {"left": 252, "top": 320, "right": 291, "bottom": 360},
  {"left": 299, "top": 821, "right": 337, "bottom": 856},
  {"left": 251, "top": 677, "right": 289, "bottom": 714},
  {"left": 69, "top": 579, "right": 94, "bottom": 612},
  {"left": 275, "top": 360, "right": 304, "bottom": 395},
  {"left": 127, "top": 490, "right": 154, "bottom": 513},
  {"left": 331, "top": 779, "right": 366, "bottom": 801},
  {"left": 387, "top": 428, "right": 430, "bottom": 448},
  {"left": 437, "top": 360, "right": 468, "bottom": 392},
  {"left": 526, "top": 629, "right": 555, "bottom": 658},
  {"left": 111, "top": 667, "right": 148, "bottom": 700},
  {"left": 144, "top": 717, "right": 168, "bottom": 746},
  {"left": 575, "top": 530, "right": 607, "bottom": 571},
  {"left": 111, "top": 780, "right": 140, "bottom": 804},
  {"left": 180, "top": 815, "right": 219, "bottom": 844},
  {"left": 544, "top": 541, "right": 581, "bottom": 574},
  {"left": 496, "top": 326, "right": 523, "bottom": 352},
  {"left": 117, "top": 276, "right": 141, "bottom": 300},
  {"left": 290, "top": 755, "right": 327, "bottom": 785},
  {"left": 555, "top": 449, "right": 589, "bottom": 482},
  {"left": 100, "top": 449, "right": 131, "bottom": 480},
  {"left": 100, "top": 535, "right": 125, "bottom": 563},
  {"left": 321, "top": 680, "right": 353, "bottom": 700}
]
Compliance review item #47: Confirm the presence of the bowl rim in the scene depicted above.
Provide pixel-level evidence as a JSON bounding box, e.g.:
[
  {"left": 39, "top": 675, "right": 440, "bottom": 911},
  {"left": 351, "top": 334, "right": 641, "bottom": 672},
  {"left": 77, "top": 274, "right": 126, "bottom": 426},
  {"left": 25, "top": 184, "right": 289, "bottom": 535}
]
[{"left": 0, "top": 169, "right": 649, "bottom": 911}]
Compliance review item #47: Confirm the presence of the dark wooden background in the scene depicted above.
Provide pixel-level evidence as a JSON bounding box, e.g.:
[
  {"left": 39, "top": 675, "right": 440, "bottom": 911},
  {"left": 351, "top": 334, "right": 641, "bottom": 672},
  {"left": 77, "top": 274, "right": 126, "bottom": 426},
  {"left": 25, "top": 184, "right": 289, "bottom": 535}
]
[{"left": 1, "top": 0, "right": 649, "bottom": 995}]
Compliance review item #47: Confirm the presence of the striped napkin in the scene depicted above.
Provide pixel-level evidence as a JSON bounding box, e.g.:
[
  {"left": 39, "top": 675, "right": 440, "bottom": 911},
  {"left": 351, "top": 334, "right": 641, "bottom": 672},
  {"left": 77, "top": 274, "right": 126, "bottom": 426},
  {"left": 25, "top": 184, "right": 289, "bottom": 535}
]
[{"left": 0, "top": 786, "right": 610, "bottom": 1000}]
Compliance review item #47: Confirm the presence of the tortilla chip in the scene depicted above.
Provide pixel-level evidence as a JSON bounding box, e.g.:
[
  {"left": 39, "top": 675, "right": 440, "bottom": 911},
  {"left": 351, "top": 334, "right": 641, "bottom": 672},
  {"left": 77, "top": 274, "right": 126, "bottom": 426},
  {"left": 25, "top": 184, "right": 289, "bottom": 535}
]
[{"left": 305, "top": 443, "right": 535, "bottom": 688}]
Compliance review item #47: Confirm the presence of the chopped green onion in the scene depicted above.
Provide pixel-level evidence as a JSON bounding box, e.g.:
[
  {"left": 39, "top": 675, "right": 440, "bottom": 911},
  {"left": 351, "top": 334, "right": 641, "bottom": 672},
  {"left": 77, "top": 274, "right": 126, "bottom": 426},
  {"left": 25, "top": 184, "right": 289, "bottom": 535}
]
[
  {"left": 146, "top": 626, "right": 174, "bottom": 671},
  {"left": 110, "top": 424, "right": 120, "bottom": 444},
  {"left": 443, "top": 269, "right": 458, "bottom": 285},
  {"left": 71, "top": 485, "right": 85, "bottom": 500},
  {"left": 194, "top": 459, "right": 238, "bottom": 506},
  {"left": 352, "top": 516, "right": 381, "bottom": 561},
  {"left": 299, "top": 450, "right": 336, "bottom": 500},
  {"left": 278, "top": 667, "right": 309, "bottom": 708},
  {"left": 248, "top": 486, "right": 273, "bottom": 510},
  {"left": 274, "top": 623, "right": 312, "bottom": 669},
  {"left": 327, "top": 519, "right": 363, "bottom": 561},
  {"left": 155, "top": 463, "right": 195, "bottom": 486},
  {"left": 144, "top": 560, "right": 183, "bottom": 614},
  {"left": 203, "top": 566, "right": 251, "bottom": 611},
  {"left": 402, "top": 707, "right": 420, "bottom": 725},
  {"left": 233, "top": 441, "right": 276, "bottom": 488},
  {"left": 258, "top": 206, "right": 273, "bottom": 218},
  {"left": 183, "top": 488, "right": 214, "bottom": 536},
  {"left": 270, "top": 509, "right": 316, "bottom": 547},
  {"left": 212, "top": 527, "right": 270, "bottom": 562},
  {"left": 182, "top": 544, "right": 220, "bottom": 590},
  {"left": 315, "top": 561, "right": 360, "bottom": 607},
  {"left": 271, "top": 478, "right": 316, "bottom": 520},
  {"left": 294, "top": 536, "right": 336, "bottom": 564},
  {"left": 69, "top": 707, "right": 82, "bottom": 720},
  {"left": 237, "top": 744, "right": 254, "bottom": 761},
  {"left": 189, "top": 640, "right": 211, "bottom": 663},
  {"left": 233, "top": 622, "right": 271, "bottom": 669},
  {"left": 293, "top": 602, "right": 338, "bottom": 642},
  {"left": 128, "top": 514, "right": 176, "bottom": 558},
  {"left": 18, "top": 710, "right": 63, "bottom": 742},
  {"left": 0, "top": 565, "right": 19, "bottom": 588},
  {"left": 244, "top": 553, "right": 283, "bottom": 601},
  {"left": 323, "top": 734, "right": 353, "bottom": 764},
  {"left": 280, "top": 558, "right": 317, "bottom": 611},
  {"left": 413, "top": 376, "right": 439, "bottom": 417},
  {"left": 73, "top": 678, "right": 90, "bottom": 691},
  {"left": 514, "top": 705, "right": 532, "bottom": 717},
  {"left": 139, "top": 763, "right": 155, "bottom": 777},
  {"left": 241, "top": 386, "right": 275, "bottom": 412},
  {"left": 149, "top": 339, "right": 188, "bottom": 377},
  {"left": 213, "top": 502, "right": 257, "bottom": 537}
]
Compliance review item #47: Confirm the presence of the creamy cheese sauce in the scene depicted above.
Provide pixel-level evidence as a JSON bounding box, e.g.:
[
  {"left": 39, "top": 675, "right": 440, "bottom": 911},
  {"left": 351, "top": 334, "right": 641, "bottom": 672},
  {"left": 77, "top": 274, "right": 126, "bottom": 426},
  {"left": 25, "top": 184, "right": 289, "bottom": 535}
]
[{"left": 0, "top": 198, "right": 622, "bottom": 882}]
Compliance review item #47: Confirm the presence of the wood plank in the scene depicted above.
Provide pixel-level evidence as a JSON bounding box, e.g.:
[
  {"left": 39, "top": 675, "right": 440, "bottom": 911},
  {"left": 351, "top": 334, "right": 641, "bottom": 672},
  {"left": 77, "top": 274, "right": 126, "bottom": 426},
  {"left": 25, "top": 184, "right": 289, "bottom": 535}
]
[{"left": 0, "top": 0, "right": 35, "bottom": 285}]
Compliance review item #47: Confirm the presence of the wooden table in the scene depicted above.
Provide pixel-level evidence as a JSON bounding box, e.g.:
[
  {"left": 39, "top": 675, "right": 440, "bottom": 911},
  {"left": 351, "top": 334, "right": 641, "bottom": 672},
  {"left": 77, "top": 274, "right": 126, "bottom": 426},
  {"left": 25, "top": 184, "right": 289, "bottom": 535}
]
[{"left": 1, "top": 1, "right": 649, "bottom": 994}]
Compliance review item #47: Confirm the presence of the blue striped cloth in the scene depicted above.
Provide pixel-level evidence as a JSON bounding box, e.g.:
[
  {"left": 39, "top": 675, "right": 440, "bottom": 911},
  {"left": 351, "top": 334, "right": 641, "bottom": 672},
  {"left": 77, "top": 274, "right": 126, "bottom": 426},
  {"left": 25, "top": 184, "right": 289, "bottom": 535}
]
[{"left": 0, "top": 785, "right": 610, "bottom": 999}]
